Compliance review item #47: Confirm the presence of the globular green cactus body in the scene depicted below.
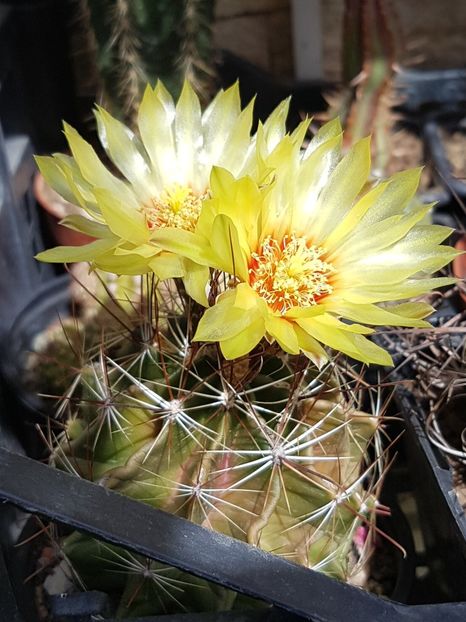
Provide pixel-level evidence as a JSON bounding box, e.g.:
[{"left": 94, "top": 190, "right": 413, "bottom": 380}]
[{"left": 49, "top": 310, "right": 378, "bottom": 616}]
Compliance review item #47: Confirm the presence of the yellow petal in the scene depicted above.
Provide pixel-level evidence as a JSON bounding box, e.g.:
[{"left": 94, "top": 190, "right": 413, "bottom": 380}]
[
  {"left": 346, "top": 244, "right": 459, "bottom": 284},
  {"left": 195, "top": 196, "right": 217, "bottom": 237},
  {"left": 325, "top": 181, "right": 389, "bottom": 250},
  {"left": 210, "top": 169, "right": 261, "bottom": 249},
  {"left": 297, "top": 317, "right": 392, "bottom": 366},
  {"left": 202, "top": 82, "right": 241, "bottom": 163},
  {"left": 35, "top": 156, "right": 80, "bottom": 206},
  {"left": 95, "top": 106, "right": 154, "bottom": 199},
  {"left": 36, "top": 238, "right": 117, "bottom": 263},
  {"left": 292, "top": 134, "right": 342, "bottom": 234},
  {"left": 194, "top": 291, "right": 261, "bottom": 342},
  {"left": 403, "top": 224, "right": 453, "bottom": 246},
  {"left": 138, "top": 83, "right": 176, "bottom": 187},
  {"left": 343, "top": 277, "right": 458, "bottom": 304},
  {"left": 60, "top": 215, "right": 112, "bottom": 238},
  {"left": 114, "top": 244, "right": 158, "bottom": 258},
  {"left": 297, "top": 317, "right": 363, "bottom": 357},
  {"left": 260, "top": 97, "right": 290, "bottom": 153},
  {"left": 360, "top": 168, "right": 422, "bottom": 225},
  {"left": 234, "top": 283, "right": 261, "bottom": 310},
  {"left": 210, "top": 214, "right": 249, "bottom": 281},
  {"left": 175, "top": 81, "right": 202, "bottom": 184},
  {"left": 149, "top": 252, "right": 185, "bottom": 279},
  {"left": 310, "top": 314, "right": 374, "bottom": 334},
  {"left": 331, "top": 301, "right": 433, "bottom": 328},
  {"left": 220, "top": 98, "right": 255, "bottom": 175},
  {"left": 182, "top": 259, "right": 209, "bottom": 307},
  {"left": 93, "top": 188, "right": 149, "bottom": 246},
  {"left": 284, "top": 305, "right": 327, "bottom": 319},
  {"left": 311, "top": 136, "right": 371, "bottom": 240},
  {"left": 210, "top": 166, "right": 236, "bottom": 199},
  {"left": 265, "top": 315, "right": 299, "bottom": 354},
  {"left": 387, "top": 301, "right": 434, "bottom": 320},
  {"left": 63, "top": 123, "right": 138, "bottom": 209},
  {"left": 53, "top": 155, "right": 101, "bottom": 217},
  {"left": 93, "top": 252, "right": 152, "bottom": 275},
  {"left": 338, "top": 204, "right": 433, "bottom": 260},
  {"left": 350, "top": 334, "right": 393, "bottom": 366},
  {"left": 150, "top": 228, "right": 208, "bottom": 266},
  {"left": 302, "top": 117, "right": 342, "bottom": 158},
  {"left": 220, "top": 317, "right": 265, "bottom": 359},
  {"left": 294, "top": 325, "right": 328, "bottom": 368}
]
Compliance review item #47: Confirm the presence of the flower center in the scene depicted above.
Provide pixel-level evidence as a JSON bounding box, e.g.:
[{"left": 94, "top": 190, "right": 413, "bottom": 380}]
[
  {"left": 248, "top": 234, "right": 334, "bottom": 314},
  {"left": 143, "top": 185, "right": 205, "bottom": 232}
]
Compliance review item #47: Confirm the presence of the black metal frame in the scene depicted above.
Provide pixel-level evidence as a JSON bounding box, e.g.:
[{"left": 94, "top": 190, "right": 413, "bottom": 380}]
[{"left": 0, "top": 448, "right": 465, "bottom": 622}]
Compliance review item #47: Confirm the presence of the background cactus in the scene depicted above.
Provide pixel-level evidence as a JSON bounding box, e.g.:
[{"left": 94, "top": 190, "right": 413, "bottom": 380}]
[
  {"left": 31, "top": 277, "right": 382, "bottom": 617},
  {"left": 322, "top": 0, "right": 399, "bottom": 175}
]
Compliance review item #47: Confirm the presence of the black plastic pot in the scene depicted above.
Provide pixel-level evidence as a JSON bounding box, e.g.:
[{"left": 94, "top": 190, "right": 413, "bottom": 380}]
[
  {"left": 395, "top": 67, "right": 466, "bottom": 221},
  {"left": 0, "top": 5, "right": 63, "bottom": 346},
  {"left": 1, "top": 447, "right": 466, "bottom": 622},
  {"left": 386, "top": 71, "right": 466, "bottom": 596},
  {"left": 0, "top": 275, "right": 70, "bottom": 457},
  {"left": 375, "top": 292, "right": 466, "bottom": 602},
  {"left": 395, "top": 385, "right": 466, "bottom": 601},
  {"left": 2, "top": 464, "right": 417, "bottom": 620}
]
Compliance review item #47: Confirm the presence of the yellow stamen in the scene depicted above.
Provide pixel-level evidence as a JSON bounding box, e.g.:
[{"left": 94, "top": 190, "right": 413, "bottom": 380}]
[
  {"left": 249, "top": 234, "right": 334, "bottom": 313},
  {"left": 143, "top": 185, "right": 205, "bottom": 232}
]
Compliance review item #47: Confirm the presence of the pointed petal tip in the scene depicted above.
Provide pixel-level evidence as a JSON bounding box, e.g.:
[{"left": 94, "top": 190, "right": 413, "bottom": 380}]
[
  {"left": 319, "top": 116, "right": 343, "bottom": 136},
  {"left": 34, "top": 154, "right": 48, "bottom": 166},
  {"left": 62, "top": 120, "right": 76, "bottom": 135},
  {"left": 356, "top": 134, "right": 372, "bottom": 149}
]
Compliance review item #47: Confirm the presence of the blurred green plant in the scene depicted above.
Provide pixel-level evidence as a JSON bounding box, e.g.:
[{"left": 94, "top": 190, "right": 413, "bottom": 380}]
[
  {"left": 74, "top": 0, "right": 216, "bottom": 128},
  {"left": 325, "top": 0, "right": 399, "bottom": 174}
]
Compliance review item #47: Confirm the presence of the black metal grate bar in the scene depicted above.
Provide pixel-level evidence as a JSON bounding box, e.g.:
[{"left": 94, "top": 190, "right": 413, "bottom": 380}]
[{"left": 0, "top": 448, "right": 465, "bottom": 622}]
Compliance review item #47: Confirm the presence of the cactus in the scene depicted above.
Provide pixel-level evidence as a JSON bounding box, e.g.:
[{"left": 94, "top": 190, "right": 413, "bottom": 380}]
[
  {"left": 32, "top": 82, "right": 456, "bottom": 616},
  {"left": 42, "top": 280, "right": 380, "bottom": 616},
  {"left": 25, "top": 270, "right": 141, "bottom": 402},
  {"left": 323, "top": 0, "right": 400, "bottom": 175},
  {"left": 78, "top": 0, "right": 216, "bottom": 127}
]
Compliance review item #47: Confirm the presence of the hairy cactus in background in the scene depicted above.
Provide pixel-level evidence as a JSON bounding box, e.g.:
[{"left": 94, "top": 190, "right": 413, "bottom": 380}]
[
  {"left": 323, "top": 0, "right": 400, "bottom": 175},
  {"left": 75, "top": 0, "right": 216, "bottom": 128},
  {"left": 33, "top": 82, "right": 457, "bottom": 616}
]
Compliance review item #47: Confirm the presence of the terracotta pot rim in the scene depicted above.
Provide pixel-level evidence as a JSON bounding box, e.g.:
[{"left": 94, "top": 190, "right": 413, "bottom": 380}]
[
  {"left": 452, "top": 234, "right": 466, "bottom": 306},
  {"left": 34, "top": 172, "right": 95, "bottom": 247}
]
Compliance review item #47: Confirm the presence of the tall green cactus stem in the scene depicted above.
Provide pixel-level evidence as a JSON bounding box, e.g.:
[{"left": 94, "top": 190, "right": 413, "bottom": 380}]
[
  {"left": 326, "top": 0, "right": 399, "bottom": 174},
  {"left": 177, "top": 0, "right": 217, "bottom": 104},
  {"left": 84, "top": 0, "right": 216, "bottom": 118}
]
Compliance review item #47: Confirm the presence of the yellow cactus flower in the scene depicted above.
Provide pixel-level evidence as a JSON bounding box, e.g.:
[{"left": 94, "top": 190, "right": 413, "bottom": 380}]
[
  {"left": 35, "top": 81, "right": 298, "bottom": 305},
  {"left": 160, "top": 119, "right": 458, "bottom": 365}
]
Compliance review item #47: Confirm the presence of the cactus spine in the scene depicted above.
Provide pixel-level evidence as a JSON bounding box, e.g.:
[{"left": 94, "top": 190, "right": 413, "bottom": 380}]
[{"left": 39, "top": 278, "right": 381, "bottom": 616}]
